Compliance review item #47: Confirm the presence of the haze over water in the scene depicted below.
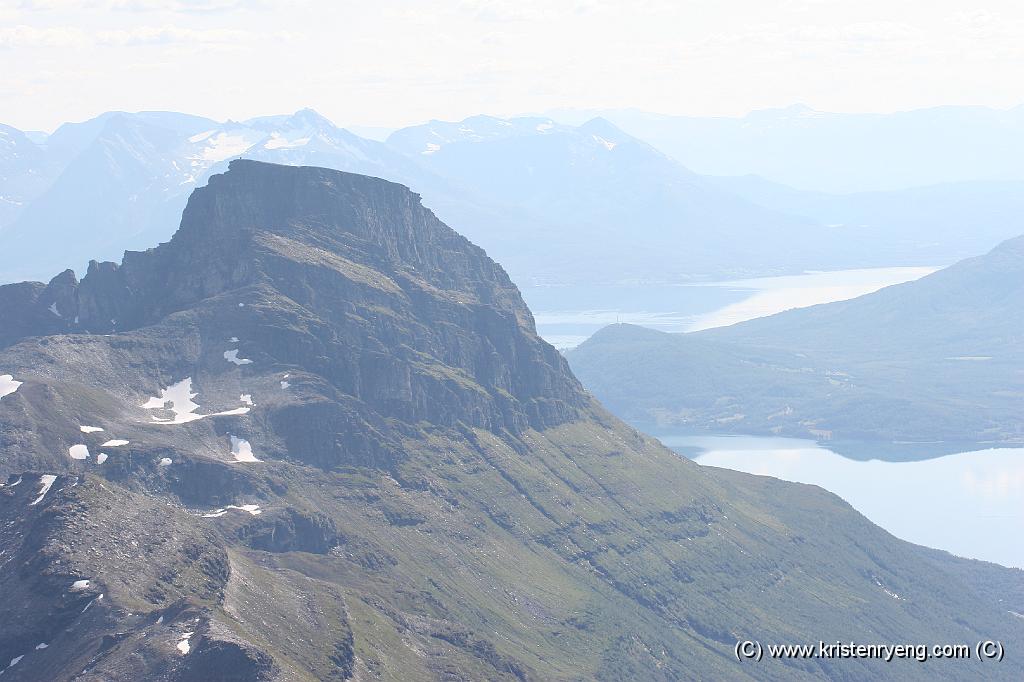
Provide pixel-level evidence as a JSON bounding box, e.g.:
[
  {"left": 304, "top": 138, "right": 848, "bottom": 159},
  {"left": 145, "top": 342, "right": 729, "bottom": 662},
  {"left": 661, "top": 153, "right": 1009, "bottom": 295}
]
[
  {"left": 528, "top": 265, "right": 938, "bottom": 349},
  {"left": 665, "top": 434, "right": 1024, "bottom": 569}
]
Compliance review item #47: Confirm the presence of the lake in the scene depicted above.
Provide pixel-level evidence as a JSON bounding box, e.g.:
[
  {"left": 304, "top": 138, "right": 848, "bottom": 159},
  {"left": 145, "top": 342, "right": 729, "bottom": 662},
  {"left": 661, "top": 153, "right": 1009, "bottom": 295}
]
[
  {"left": 523, "top": 265, "right": 938, "bottom": 349},
  {"left": 660, "top": 434, "right": 1024, "bottom": 569}
]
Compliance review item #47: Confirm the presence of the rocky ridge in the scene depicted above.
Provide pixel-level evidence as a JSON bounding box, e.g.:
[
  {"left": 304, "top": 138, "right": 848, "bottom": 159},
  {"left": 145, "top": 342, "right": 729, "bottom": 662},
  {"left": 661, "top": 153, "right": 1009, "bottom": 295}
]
[{"left": 0, "top": 160, "right": 1022, "bottom": 680}]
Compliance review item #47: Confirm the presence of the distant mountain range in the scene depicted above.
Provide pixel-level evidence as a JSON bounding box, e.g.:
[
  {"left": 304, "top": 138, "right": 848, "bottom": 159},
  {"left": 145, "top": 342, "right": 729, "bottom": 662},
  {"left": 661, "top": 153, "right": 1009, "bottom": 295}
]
[
  {"left": 568, "top": 234, "right": 1024, "bottom": 449},
  {"left": 1, "top": 160, "right": 1021, "bottom": 680},
  {"left": 388, "top": 115, "right": 833, "bottom": 283},
  {"left": 0, "top": 110, "right": 831, "bottom": 286},
  {"left": 0, "top": 109, "right": 457, "bottom": 283},
  {"left": 5, "top": 108, "right": 1024, "bottom": 288},
  {"left": 546, "top": 103, "right": 1024, "bottom": 192}
]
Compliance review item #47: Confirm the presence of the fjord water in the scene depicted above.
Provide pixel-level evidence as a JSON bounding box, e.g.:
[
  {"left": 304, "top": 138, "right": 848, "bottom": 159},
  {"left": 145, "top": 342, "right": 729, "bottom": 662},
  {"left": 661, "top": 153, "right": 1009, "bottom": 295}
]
[
  {"left": 525, "top": 265, "right": 938, "bottom": 349},
  {"left": 664, "top": 434, "right": 1024, "bottom": 569}
]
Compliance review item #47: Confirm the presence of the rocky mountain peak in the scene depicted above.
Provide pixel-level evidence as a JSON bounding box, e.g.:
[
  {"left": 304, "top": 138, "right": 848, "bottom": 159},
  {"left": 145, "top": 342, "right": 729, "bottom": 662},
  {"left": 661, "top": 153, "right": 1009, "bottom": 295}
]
[
  {"left": 1, "top": 162, "right": 1022, "bottom": 681},
  {"left": 0, "top": 160, "right": 590, "bottom": 472}
]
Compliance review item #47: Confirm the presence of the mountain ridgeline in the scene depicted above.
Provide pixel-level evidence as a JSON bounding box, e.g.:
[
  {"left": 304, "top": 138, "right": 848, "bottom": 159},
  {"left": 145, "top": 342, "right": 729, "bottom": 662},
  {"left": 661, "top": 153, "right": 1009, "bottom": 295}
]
[
  {"left": 10, "top": 109, "right": 1024, "bottom": 291},
  {"left": 1, "top": 161, "right": 1022, "bottom": 680},
  {"left": 553, "top": 104, "right": 1024, "bottom": 192},
  {"left": 568, "top": 235, "right": 1024, "bottom": 448}
]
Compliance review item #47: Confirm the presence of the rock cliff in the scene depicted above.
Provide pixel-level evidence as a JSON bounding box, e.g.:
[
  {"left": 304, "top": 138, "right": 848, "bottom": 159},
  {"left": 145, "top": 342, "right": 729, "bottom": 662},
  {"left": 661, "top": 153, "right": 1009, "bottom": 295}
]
[{"left": 1, "top": 161, "right": 1021, "bottom": 680}]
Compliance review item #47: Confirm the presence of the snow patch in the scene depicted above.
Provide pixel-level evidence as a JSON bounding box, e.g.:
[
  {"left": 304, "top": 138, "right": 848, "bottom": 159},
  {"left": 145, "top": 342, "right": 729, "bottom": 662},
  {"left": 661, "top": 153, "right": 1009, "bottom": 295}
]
[
  {"left": 230, "top": 435, "right": 259, "bottom": 463},
  {"left": 96, "top": 453, "right": 108, "bottom": 464},
  {"left": 142, "top": 378, "right": 249, "bottom": 424},
  {"left": 0, "top": 375, "right": 22, "bottom": 400},
  {"left": 224, "top": 349, "right": 253, "bottom": 366},
  {"left": 187, "top": 129, "right": 215, "bottom": 143},
  {"left": 196, "top": 132, "right": 257, "bottom": 162},
  {"left": 141, "top": 378, "right": 201, "bottom": 422},
  {"left": 280, "top": 381, "right": 290, "bottom": 390},
  {"left": 48, "top": 302, "right": 61, "bottom": 317},
  {"left": 264, "top": 132, "right": 311, "bottom": 149},
  {"left": 100, "top": 439, "right": 129, "bottom": 447},
  {"left": 70, "top": 579, "right": 90, "bottom": 591},
  {"left": 873, "top": 577, "right": 905, "bottom": 601},
  {"left": 229, "top": 336, "right": 239, "bottom": 343},
  {"left": 8, "top": 655, "right": 23, "bottom": 667},
  {"left": 82, "top": 594, "right": 101, "bottom": 613},
  {"left": 79, "top": 425, "right": 104, "bottom": 433},
  {"left": 214, "top": 407, "right": 250, "bottom": 416},
  {"left": 158, "top": 458, "right": 172, "bottom": 467},
  {"left": 68, "top": 444, "right": 89, "bottom": 460},
  {"left": 30, "top": 475, "right": 57, "bottom": 506},
  {"left": 422, "top": 142, "right": 441, "bottom": 155},
  {"left": 177, "top": 632, "right": 193, "bottom": 655},
  {"left": 34, "top": 643, "right": 47, "bottom": 650},
  {"left": 201, "top": 504, "right": 262, "bottom": 518},
  {"left": 592, "top": 134, "right": 617, "bottom": 150},
  {"left": 240, "top": 394, "right": 253, "bottom": 406},
  {"left": 536, "top": 122, "right": 554, "bottom": 133}
]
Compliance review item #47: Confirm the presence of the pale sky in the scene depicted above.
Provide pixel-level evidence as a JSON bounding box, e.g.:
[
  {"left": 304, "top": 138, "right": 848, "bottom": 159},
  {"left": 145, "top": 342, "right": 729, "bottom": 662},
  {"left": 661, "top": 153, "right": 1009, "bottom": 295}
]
[{"left": 2, "top": 0, "right": 1023, "bottom": 131}]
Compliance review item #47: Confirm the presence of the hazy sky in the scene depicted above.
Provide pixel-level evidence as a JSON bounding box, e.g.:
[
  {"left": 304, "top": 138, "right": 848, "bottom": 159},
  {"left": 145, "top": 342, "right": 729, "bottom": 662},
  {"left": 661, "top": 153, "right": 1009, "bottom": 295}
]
[{"left": 2, "top": 0, "right": 1023, "bottom": 131}]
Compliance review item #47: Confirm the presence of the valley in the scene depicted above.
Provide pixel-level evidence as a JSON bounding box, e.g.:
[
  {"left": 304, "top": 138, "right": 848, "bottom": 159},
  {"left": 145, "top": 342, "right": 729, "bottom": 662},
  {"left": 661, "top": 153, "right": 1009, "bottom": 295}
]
[
  {"left": 1, "top": 161, "right": 1020, "bottom": 679},
  {"left": 5, "top": 5, "right": 1024, "bottom": 680}
]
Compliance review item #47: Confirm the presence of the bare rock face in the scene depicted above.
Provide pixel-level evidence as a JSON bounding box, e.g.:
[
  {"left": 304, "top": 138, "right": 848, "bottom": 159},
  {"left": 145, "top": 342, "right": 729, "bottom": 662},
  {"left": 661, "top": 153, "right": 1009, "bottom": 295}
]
[
  {"left": 1, "top": 161, "right": 1022, "bottom": 681},
  {"left": 0, "top": 160, "right": 588, "bottom": 472}
]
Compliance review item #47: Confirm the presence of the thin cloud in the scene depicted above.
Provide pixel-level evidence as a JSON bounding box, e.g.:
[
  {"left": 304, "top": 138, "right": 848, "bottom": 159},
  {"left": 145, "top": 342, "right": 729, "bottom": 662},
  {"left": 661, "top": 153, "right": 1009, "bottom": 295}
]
[
  {"left": 16, "top": 0, "right": 273, "bottom": 11},
  {"left": 0, "top": 23, "right": 259, "bottom": 47},
  {"left": 110, "top": 0, "right": 273, "bottom": 12}
]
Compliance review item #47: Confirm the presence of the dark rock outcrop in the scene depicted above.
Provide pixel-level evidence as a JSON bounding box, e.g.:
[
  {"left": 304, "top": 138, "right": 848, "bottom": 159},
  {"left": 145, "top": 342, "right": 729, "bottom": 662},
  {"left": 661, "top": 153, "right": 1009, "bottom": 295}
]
[{"left": 0, "top": 161, "right": 1022, "bottom": 681}]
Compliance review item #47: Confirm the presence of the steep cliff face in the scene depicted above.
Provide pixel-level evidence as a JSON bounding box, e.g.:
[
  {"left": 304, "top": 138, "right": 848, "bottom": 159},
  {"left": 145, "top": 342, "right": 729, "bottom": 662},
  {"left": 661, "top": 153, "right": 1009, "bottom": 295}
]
[
  {"left": 1, "top": 161, "right": 1022, "bottom": 681},
  {"left": 0, "top": 160, "right": 587, "bottom": 473}
]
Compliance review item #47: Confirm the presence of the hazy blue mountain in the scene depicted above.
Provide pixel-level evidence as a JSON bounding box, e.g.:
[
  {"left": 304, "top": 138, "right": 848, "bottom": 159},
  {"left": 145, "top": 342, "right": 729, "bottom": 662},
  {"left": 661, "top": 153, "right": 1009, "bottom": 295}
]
[
  {"left": 6, "top": 107, "right": 1024, "bottom": 292},
  {"left": 708, "top": 174, "right": 1024, "bottom": 265},
  {"left": 546, "top": 104, "right": 1024, "bottom": 192},
  {"left": 1, "top": 160, "right": 1021, "bottom": 679},
  {"left": 568, "top": 234, "right": 1024, "bottom": 446},
  {"left": 0, "top": 110, "right": 457, "bottom": 283},
  {"left": 6, "top": 110, "right": 847, "bottom": 287},
  {"left": 388, "top": 115, "right": 848, "bottom": 283},
  {"left": 2, "top": 113, "right": 216, "bottom": 281},
  {"left": 0, "top": 123, "right": 61, "bottom": 228}
]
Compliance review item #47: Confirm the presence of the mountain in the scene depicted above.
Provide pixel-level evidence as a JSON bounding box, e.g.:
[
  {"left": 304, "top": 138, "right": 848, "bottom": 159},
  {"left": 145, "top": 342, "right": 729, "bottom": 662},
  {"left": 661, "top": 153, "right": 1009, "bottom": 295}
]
[
  {"left": 1, "top": 160, "right": 1022, "bottom": 680},
  {"left": 0, "top": 110, "right": 852, "bottom": 288},
  {"left": 7, "top": 108, "right": 1024, "bottom": 293},
  {"left": 1, "top": 113, "right": 217, "bottom": 282},
  {"left": 546, "top": 104, "right": 1024, "bottom": 192},
  {"left": 568, "top": 235, "right": 1024, "bottom": 447},
  {"left": 388, "top": 115, "right": 845, "bottom": 283},
  {"left": 708, "top": 174, "right": 1024, "bottom": 266},
  {"left": 0, "top": 110, "right": 454, "bottom": 284},
  {"left": 0, "top": 123, "right": 60, "bottom": 228}
]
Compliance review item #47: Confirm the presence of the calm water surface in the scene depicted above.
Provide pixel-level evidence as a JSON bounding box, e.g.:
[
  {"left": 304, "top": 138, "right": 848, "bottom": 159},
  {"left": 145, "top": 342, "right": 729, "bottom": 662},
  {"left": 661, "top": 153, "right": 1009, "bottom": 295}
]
[
  {"left": 525, "top": 265, "right": 938, "bottom": 349},
  {"left": 661, "top": 434, "right": 1024, "bottom": 569}
]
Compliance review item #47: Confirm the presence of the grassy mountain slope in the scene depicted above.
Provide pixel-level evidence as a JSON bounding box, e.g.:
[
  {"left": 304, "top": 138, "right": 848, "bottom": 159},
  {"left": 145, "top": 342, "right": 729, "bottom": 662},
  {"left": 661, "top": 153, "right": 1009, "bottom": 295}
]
[
  {"left": 1, "top": 161, "right": 1021, "bottom": 680},
  {"left": 568, "top": 236, "right": 1024, "bottom": 444}
]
